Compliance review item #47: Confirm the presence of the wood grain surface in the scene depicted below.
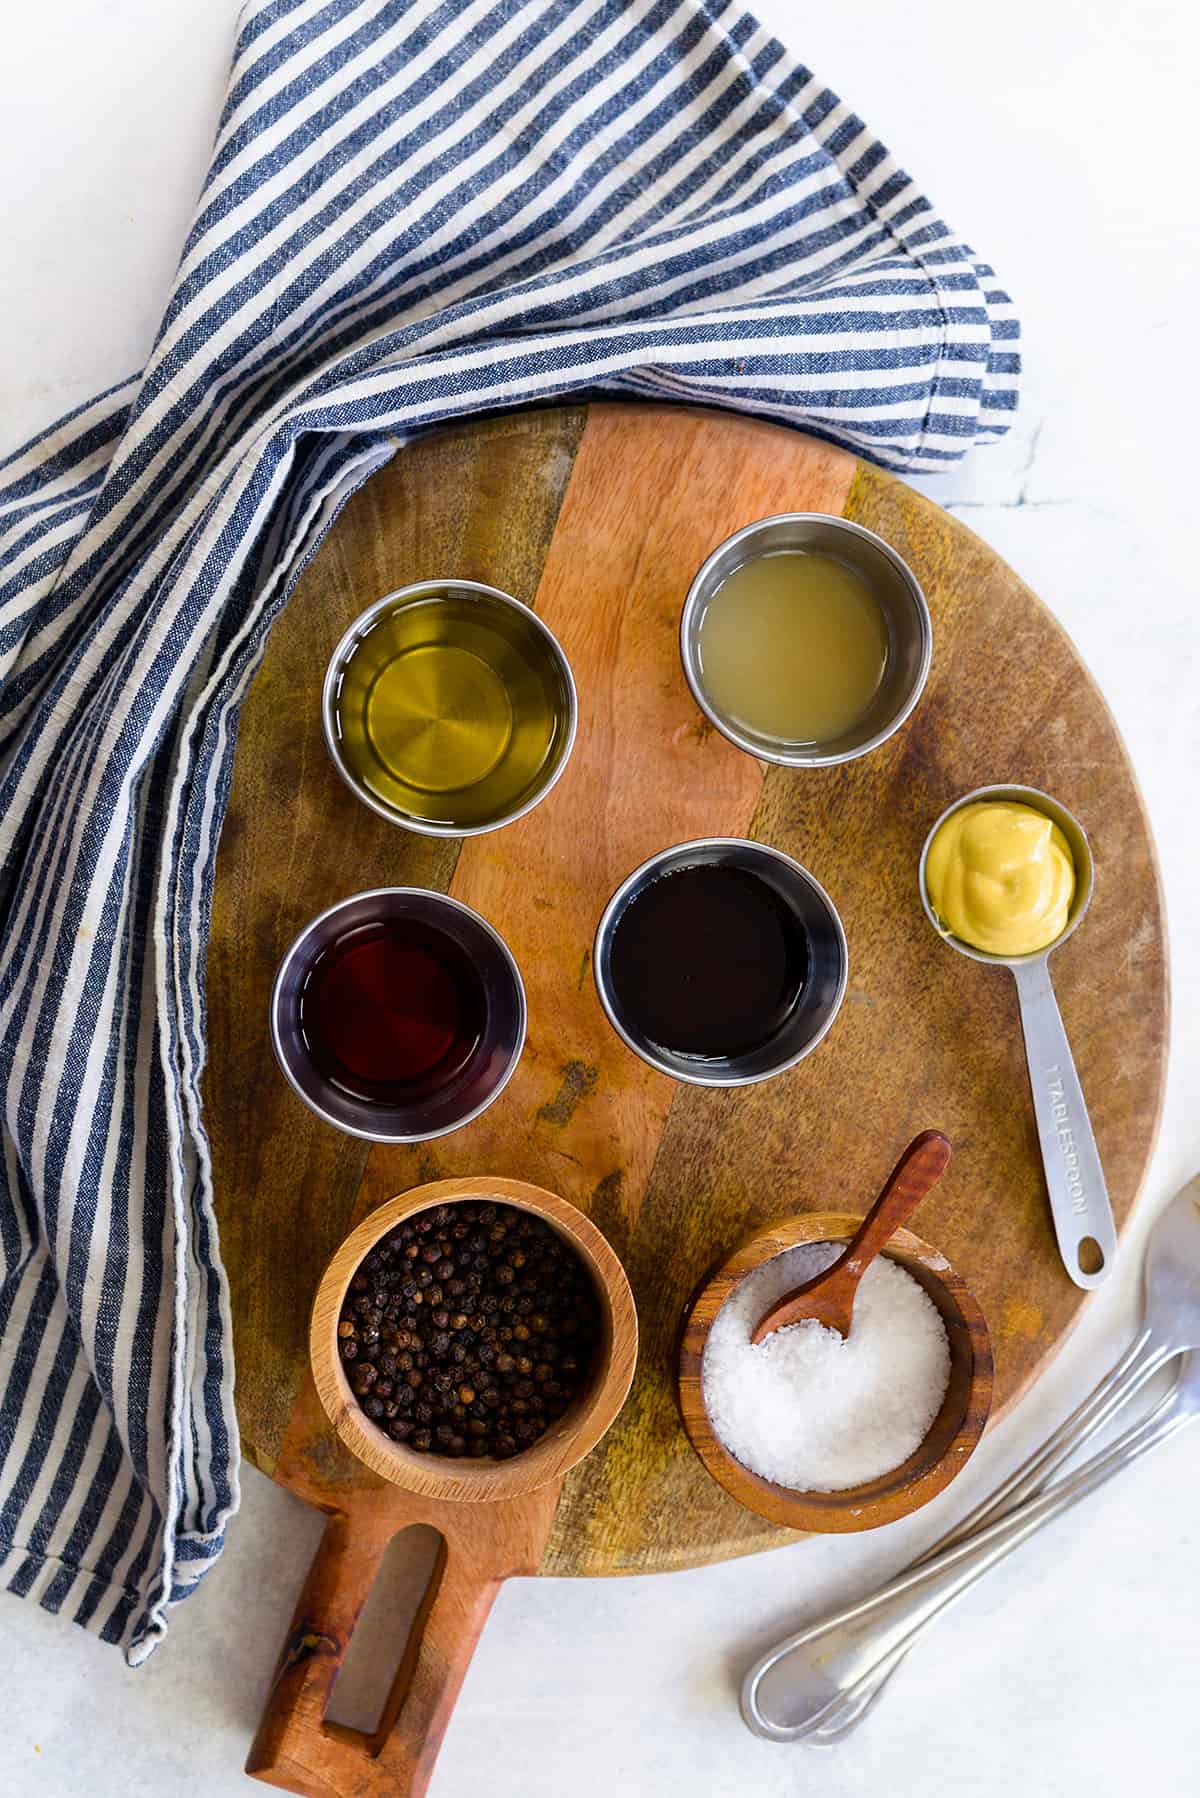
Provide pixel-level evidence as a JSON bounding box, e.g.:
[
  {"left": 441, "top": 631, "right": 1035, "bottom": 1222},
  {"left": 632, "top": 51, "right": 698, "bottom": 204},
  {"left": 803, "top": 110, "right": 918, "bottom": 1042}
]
[
  {"left": 245, "top": 1459, "right": 560, "bottom": 1798},
  {"left": 207, "top": 403, "right": 1168, "bottom": 1581}
]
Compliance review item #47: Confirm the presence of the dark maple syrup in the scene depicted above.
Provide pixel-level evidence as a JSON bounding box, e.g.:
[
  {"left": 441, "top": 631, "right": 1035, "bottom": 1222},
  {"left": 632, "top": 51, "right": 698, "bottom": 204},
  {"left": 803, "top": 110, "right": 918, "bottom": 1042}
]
[
  {"left": 299, "top": 919, "right": 486, "bottom": 1103},
  {"left": 608, "top": 863, "right": 807, "bottom": 1059}
]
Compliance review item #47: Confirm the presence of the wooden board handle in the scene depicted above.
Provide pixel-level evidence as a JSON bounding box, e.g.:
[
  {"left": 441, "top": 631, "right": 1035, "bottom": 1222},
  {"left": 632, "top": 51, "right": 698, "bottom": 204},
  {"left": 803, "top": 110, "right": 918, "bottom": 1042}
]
[{"left": 246, "top": 1483, "right": 561, "bottom": 1798}]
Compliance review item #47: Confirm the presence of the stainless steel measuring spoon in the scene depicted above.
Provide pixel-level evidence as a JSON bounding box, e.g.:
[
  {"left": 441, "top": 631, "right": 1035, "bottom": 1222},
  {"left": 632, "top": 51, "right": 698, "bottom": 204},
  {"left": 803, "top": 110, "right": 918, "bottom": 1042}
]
[{"left": 918, "top": 783, "right": 1116, "bottom": 1289}]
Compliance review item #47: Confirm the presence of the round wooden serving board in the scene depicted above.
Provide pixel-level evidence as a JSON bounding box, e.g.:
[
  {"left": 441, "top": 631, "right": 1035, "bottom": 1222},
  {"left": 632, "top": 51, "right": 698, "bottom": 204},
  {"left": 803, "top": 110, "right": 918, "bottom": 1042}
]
[{"left": 207, "top": 403, "right": 1167, "bottom": 1584}]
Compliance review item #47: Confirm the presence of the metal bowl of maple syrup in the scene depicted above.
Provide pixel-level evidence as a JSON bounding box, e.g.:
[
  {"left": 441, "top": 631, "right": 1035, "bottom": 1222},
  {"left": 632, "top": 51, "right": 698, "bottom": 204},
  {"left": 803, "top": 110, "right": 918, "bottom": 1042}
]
[{"left": 592, "top": 838, "right": 847, "bottom": 1087}]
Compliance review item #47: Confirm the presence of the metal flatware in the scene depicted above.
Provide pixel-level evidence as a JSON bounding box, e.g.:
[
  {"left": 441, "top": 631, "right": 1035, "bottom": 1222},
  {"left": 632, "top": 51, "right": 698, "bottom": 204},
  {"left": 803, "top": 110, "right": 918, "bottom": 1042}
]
[
  {"left": 743, "top": 1353, "right": 1196, "bottom": 1743},
  {"left": 742, "top": 1173, "right": 1200, "bottom": 1741}
]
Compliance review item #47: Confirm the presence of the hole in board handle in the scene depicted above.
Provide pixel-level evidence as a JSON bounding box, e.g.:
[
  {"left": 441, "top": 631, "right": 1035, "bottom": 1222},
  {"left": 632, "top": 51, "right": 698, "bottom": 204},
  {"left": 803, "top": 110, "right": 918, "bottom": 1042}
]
[
  {"left": 1077, "top": 1237, "right": 1104, "bottom": 1277},
  {"left": 324, "top": 1524, "right": 444, "bottom": 1736}
]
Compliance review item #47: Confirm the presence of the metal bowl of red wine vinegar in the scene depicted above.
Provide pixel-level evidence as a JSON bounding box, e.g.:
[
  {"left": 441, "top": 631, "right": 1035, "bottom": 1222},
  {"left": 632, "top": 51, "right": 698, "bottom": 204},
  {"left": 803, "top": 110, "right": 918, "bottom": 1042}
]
[
  {"left": 593, "top": 839, "right": 847, "bottom": 1087},
  {"left": 270, "top": 888, "right": 526, "bottom": 1142}
]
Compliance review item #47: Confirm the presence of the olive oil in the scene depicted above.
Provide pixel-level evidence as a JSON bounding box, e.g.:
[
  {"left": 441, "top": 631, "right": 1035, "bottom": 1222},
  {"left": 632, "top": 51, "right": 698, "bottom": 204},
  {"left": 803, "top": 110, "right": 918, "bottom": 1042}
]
[
  {"left": 330, "top": 589, "right": 572, "bottom": 831},
  {"left": 696, "top": 551, "right": 889, "bottom": 746}
]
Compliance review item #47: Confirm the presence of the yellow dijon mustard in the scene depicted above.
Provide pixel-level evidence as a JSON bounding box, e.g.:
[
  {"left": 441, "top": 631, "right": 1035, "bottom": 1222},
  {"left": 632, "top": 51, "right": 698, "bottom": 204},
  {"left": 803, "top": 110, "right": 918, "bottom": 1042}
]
[{"left": 925, "top": 800, "right": 1076, "bottom": 957}]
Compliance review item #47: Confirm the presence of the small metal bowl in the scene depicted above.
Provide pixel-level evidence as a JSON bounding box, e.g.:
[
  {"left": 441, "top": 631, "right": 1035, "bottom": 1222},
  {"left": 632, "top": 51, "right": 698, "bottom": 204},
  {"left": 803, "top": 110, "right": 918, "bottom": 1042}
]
[
  {"left": 592, "top": 838, "right": 847, "bottom": 1087},
  {"left": 270, "top": 887, "right": 526, "bottom": 1143},
  {"left": 680, "top": 513, "right": 932, "bottom": 767},
  {"left": 322, "top": 579, "right": 577, "bottom": 837}
]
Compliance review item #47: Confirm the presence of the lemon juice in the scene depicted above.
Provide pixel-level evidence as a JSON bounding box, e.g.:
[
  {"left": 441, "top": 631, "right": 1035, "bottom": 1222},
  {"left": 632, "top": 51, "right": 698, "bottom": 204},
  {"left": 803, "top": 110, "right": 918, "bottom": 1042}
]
[{"left": 696, "top": 551, "right": 889, "bottom": 747}]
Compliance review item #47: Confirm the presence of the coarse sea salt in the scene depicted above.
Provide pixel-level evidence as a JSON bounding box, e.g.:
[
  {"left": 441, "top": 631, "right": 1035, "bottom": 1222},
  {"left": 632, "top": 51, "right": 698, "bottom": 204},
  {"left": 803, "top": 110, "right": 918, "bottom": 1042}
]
[{"left": 701, "top": 1241, "right": 951, "bottom": 1491}]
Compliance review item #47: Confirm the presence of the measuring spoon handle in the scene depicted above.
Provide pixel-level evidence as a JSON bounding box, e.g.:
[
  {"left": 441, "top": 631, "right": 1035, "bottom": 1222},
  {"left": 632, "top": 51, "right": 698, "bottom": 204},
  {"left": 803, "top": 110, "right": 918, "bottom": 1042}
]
[{"left": 1011, "top": 957, "right": 1117, "bottom": 1289}]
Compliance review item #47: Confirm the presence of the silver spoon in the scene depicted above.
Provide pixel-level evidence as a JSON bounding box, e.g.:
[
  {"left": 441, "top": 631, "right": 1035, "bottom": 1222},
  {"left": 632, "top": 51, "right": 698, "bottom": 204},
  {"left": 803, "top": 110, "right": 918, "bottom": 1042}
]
[
  {"left": 743, "top": 1355, "right": 1195, "bottom": 1743},
  {"left": 741, "top": 1171, "right": 1200, "bottom": 1743},
  {"left": 919, "top": 783, "right": 1116, "bottom": 1289}
]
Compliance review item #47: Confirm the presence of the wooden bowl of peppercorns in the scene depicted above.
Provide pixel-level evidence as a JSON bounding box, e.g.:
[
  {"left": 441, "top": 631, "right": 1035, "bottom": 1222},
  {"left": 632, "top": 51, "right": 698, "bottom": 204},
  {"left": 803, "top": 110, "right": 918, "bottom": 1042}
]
[{"left": 311, "top": 1175, "right": 638, "bottom": 1501}]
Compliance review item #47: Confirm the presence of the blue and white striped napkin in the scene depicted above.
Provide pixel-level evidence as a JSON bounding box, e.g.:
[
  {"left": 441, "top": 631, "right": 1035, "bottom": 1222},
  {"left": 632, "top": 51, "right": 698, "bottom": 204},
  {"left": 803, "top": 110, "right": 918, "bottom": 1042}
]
[{"left": 0, "top": 0, "right": 1018, "bottom": 1661}]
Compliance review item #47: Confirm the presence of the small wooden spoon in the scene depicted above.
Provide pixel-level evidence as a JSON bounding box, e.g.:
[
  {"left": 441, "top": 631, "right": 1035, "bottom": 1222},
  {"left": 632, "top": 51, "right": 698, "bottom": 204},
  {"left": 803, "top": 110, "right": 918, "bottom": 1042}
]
[{"left": 750, "top": 1130, "right": 953, "bottom": 1344}]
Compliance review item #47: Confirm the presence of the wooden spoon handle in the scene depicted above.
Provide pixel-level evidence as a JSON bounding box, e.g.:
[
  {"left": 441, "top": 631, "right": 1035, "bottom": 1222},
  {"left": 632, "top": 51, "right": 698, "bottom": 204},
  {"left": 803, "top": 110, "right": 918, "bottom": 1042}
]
[
  {"left": 246, "top": 1481, "right": 560, "bottom": 1798},
  {"left": 841, "top": 1130, "right": 953, "bottom": 1272}
]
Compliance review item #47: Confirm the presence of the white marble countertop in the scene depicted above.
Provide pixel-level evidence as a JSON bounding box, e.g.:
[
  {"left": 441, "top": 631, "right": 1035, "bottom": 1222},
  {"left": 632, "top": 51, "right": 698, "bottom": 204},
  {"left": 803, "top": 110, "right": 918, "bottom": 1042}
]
[{"left": 2, "top": 3, "right": 1198, "bottom": 1794}]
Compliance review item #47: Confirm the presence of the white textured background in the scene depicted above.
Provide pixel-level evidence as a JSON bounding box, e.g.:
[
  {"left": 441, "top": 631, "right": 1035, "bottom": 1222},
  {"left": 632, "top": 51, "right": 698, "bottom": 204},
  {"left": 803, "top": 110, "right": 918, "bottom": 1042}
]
[{"left": 2, "top": 4, "right": 1198, "bottom": 1795}]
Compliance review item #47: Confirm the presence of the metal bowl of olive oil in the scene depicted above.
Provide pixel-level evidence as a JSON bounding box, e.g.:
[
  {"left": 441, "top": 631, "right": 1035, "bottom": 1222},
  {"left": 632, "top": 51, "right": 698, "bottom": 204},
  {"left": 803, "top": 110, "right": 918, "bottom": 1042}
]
[
  {"left": 322, "top": 579, "right": 577, "bottom": 836},
  {"left": 680, "top": 514, "right": 931, "bottom": 768}
]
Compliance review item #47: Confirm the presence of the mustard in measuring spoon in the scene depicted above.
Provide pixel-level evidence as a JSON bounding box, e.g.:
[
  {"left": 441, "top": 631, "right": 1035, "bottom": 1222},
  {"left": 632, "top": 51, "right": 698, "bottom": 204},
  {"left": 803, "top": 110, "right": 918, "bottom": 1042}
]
[{"left": 924, "top": 799, "right": 1076, "bottom": 957}]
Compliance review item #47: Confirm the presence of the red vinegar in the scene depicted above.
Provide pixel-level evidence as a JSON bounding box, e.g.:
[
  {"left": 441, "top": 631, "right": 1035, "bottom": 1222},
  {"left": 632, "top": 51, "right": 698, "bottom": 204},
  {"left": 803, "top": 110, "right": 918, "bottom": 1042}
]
[{"left": 299, "top": 920, "right": 486, "bottom": 1103}]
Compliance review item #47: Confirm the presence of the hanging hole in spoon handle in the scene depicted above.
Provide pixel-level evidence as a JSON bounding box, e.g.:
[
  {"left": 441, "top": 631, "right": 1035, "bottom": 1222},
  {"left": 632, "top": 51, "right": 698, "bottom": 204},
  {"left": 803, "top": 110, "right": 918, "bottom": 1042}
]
[{"left": 1011, "top": 957, "right": 1117, "bottom": 1289}]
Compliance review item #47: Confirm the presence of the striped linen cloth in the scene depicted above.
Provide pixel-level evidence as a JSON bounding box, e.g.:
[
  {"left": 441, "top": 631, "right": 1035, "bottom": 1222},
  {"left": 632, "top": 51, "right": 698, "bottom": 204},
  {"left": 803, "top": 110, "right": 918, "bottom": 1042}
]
[{"left": 0, "top": 0, "right": 1018, "bottom": 1662}]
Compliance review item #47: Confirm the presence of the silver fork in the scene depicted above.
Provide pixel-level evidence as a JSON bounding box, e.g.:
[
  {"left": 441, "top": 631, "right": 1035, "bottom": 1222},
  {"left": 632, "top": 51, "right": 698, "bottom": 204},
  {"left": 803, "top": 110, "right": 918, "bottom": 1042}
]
[
  {"left": 741, "top": 1173, "right": 1200, "bottom": 1744},
  {"left": 742, "top": 1354, "right": 1196, "bottom": 1743}
]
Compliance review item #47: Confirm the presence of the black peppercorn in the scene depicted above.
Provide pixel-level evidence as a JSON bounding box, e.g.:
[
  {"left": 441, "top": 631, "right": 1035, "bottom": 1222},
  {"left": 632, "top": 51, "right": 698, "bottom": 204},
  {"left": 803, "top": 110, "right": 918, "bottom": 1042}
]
[{"left": 337, "top": 1200, "right": 600, "bottom": 1465}]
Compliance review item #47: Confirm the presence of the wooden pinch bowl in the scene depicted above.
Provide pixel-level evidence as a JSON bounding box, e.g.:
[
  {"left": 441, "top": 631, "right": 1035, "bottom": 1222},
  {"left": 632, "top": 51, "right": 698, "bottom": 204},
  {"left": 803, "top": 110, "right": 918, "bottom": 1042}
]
[
  {"left": 248, "top": 1177, "right": 637, "bottom": 1798},
  {"left": 311, "top": 1176, "right": 637, "bottom": 1501},
  {"left": 678, "top": 1212, "right": 993, "bottom": 1534}
]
